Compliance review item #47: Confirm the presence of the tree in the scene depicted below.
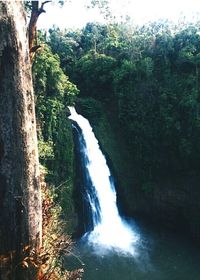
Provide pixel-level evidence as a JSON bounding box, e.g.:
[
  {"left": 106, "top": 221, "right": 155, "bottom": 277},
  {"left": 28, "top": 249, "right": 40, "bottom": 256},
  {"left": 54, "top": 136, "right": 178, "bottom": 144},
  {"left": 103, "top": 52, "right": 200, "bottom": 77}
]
[
  {"left": 0, "top": 1, "right": 42, "bottom": 279},
  {"left": 28, "top": 1, "right": 51, "bottom": 61},
  {"left": 27, "top": 0, "right": 64, "bottom": 61}
]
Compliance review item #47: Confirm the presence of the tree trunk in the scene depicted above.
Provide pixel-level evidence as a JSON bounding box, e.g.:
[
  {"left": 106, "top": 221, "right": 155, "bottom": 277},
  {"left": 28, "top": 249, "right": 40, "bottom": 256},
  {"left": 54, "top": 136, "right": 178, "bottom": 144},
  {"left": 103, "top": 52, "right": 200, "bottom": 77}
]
[{"left": 0, "top": 1, "right": 42, "bottom": 279}]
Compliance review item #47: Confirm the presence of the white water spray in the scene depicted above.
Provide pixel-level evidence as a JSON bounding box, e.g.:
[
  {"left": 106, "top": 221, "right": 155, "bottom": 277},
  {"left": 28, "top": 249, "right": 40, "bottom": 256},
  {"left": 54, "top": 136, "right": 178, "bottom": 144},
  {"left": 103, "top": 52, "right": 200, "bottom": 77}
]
[{"left": 68, "top": 107, "right": 138, "bottom": 255}]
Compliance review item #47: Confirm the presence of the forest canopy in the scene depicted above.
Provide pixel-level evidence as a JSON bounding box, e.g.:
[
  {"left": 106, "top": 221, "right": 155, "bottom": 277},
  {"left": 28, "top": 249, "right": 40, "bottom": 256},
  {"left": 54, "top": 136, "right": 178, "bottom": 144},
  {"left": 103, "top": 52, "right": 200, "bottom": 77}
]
[{"left": 34, "top": 20, "right": 200, "bottom": 188}]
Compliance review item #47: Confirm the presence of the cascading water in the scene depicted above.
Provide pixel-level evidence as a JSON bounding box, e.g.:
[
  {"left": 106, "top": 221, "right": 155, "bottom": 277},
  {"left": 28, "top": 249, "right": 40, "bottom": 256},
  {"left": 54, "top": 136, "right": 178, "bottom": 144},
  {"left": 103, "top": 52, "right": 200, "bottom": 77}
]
[{"left": 68, "top": 107, "right": 138, "bottom": 255}]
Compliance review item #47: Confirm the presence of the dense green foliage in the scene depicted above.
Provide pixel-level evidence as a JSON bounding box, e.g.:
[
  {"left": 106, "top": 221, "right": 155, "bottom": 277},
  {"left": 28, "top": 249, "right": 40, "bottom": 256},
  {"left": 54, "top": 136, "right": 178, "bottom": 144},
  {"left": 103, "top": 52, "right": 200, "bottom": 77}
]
[
  {"left": 46, "top": 21, "right": 200, "bottom": 189},
  {"left": 32, "top": 42, "right": 79, "bottom": 224}
]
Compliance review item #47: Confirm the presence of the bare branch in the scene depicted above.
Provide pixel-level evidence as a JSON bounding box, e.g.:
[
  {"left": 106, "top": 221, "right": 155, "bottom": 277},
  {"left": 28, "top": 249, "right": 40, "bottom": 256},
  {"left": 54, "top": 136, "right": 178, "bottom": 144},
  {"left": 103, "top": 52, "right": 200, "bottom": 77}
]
[
  {"left": 38, "top": 1, "right": 51, "bottom": 15},
  {"left": 28, "top": 0, "right": 51, "bottom": 61}
]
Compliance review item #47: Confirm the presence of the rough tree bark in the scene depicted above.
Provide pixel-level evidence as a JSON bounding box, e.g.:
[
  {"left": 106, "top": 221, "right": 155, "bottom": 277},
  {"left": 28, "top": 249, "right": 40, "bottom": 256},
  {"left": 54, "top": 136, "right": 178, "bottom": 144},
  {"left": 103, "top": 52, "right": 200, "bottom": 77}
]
[{"left": 0, "top": 1, "right": 42, "bottom": 279}]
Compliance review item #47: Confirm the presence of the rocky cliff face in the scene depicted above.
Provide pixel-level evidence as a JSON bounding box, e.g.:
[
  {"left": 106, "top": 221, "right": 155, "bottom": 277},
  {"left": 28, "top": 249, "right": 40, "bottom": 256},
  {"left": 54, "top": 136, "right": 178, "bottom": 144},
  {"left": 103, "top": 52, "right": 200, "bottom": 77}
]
[{"left": 0, "top": 1, "right": 42, "bottom": 279}]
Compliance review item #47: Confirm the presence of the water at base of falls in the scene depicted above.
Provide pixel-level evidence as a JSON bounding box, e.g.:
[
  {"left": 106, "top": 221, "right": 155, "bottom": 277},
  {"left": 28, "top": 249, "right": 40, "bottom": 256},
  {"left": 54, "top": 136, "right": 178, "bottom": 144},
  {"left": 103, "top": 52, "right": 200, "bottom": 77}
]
[
  {"left": 64, "top": 222, "right": 200, "bottom": 280},
  {"left": 68, "top": 107, "right": 139, "bottom": 256}
]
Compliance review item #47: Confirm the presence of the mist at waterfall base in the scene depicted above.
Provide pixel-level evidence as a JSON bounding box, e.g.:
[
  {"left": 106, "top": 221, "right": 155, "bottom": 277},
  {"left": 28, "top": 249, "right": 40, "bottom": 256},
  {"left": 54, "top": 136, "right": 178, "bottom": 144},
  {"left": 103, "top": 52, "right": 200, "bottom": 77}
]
[{"left": 67, "top": 107, "right": 200, "bottom": 280}]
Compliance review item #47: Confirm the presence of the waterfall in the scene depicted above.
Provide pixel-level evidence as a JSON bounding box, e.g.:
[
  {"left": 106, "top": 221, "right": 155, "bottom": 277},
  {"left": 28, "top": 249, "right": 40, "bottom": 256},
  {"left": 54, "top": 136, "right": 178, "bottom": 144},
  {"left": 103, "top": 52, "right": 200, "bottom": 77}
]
[{"left": 68, "top": 107, "right": 138, "bottom": 255}]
